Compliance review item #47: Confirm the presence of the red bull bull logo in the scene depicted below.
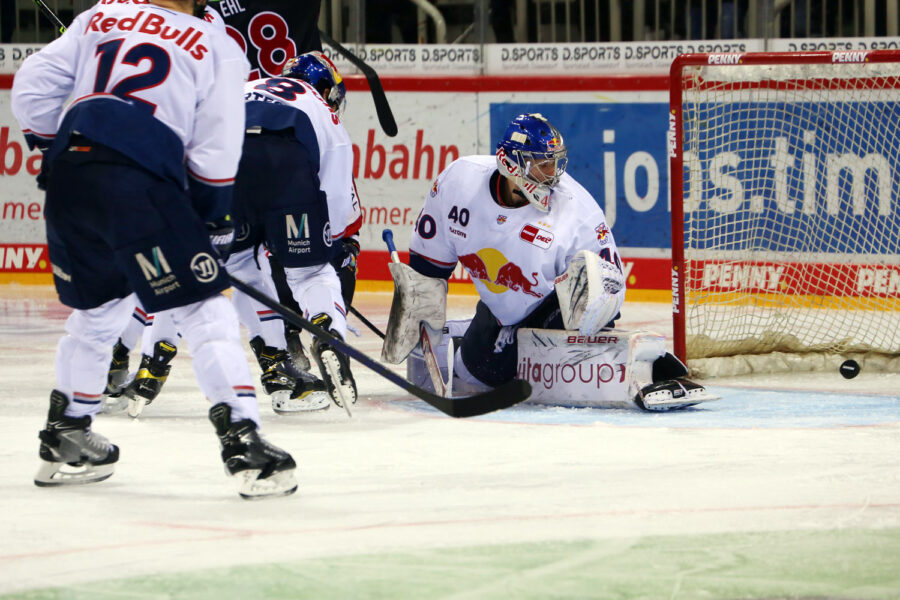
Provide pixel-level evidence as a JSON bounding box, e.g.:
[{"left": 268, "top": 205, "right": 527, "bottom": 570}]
[{"left": 458, "top": 248, "right": 544, "bottom": 298}]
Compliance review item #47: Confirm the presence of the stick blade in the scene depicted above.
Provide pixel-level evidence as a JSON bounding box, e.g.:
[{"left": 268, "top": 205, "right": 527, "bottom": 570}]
[{"left": 426, "top": 378, "right": 532, "bottom": 418}]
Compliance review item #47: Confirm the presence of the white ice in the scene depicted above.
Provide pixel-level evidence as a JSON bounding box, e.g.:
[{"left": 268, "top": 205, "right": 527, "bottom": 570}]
[{"left": 0, "top": 286, "right": 898, "bottom": 597}]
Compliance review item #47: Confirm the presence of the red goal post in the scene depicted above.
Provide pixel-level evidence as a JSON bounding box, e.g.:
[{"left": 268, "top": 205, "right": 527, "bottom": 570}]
[{"left": 669, "top": 50, "right": 900, "bottom": 377}]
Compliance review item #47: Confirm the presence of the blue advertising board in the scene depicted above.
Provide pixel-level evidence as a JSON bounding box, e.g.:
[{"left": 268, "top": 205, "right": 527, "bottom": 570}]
[
  {"left": 684, "top": 101, "right": 900, "bottom": 255},
  {"left": 491, "top": 100, "right": 900, "bottom": 256}
]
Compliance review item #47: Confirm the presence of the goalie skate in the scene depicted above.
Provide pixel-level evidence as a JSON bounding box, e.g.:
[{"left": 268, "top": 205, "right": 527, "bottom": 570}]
[
  {"left": 35, "top": 390, "right": 119, "bottom": 487},
  {"left": 209, "top": 403, "right": 297, "bottom": 499},
  {"left": 633, "top": 379, "right": 719, "bottom": 412}
]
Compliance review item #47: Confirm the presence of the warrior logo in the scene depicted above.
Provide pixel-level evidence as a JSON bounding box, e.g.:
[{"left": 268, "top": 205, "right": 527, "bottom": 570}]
[{"left": 190, "top": 253, "right": 218, "bottom": 283}]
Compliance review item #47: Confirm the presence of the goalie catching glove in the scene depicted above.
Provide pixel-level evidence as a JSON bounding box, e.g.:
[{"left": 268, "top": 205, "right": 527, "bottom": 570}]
[
  {"left": 382, "top": 262, "right": 448, "bottom": 364},
  {"left": 555, "top": 249, "right": 625, "bottom": 335}
]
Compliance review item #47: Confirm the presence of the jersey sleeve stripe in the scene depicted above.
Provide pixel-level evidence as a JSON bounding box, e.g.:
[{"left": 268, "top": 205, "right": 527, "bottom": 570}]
[
  {"left": 187, "top": 168, "right": 235, "bottom": 186},
  {"left": 410, "top": 249, "right": 457, "bottom": 267}
]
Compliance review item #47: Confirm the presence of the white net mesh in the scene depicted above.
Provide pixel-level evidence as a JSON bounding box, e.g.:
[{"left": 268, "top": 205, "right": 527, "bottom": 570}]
[{"left": 679, "top": 57, "right": 900, "bottom": 375}]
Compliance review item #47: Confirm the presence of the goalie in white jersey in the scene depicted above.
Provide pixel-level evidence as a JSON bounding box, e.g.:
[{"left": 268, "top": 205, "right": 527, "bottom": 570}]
[
  {"left": 383, "top": 113, "right": 714, "bottom": 411},
  {"left": 11, "top": 0, "right": 297, "bottom": 497}
]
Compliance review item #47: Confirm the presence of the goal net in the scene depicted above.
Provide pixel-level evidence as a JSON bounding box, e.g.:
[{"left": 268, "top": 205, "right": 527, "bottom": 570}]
[{"left": 670, "top": 51, "right": 900, "bottom": 377}]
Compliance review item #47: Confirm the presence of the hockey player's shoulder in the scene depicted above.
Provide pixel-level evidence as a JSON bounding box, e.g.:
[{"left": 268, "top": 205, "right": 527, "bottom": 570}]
[
  {"left": 438, "top": 155, "right": 495, "bottom": 183},
  {"left": 555, "top": 174, "right": 603, "bottom": 215},
  {"left": 426, "top": 156, "right": 493, "bottom": 205}
]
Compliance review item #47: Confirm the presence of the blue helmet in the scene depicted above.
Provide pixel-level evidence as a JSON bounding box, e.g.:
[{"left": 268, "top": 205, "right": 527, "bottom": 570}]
[
  {"left": 496, "top": 113, "right": 567, "bottom": 212},
  {"left": 281, "top": 51, "right": 347, "bottom": 116}
]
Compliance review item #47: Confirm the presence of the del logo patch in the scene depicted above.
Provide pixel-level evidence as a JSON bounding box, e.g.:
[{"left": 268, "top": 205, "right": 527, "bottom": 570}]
[{"left": 520, "top": 224, "right": 553, "bottom": 249}]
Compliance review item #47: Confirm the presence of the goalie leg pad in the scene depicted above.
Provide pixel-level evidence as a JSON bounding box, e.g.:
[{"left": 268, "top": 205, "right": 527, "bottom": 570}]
[
  {"left": 382, "top": 262, "right": 448, "bottom": 364},
  {"left": 633, "top": 378, "right": 720, "bottom": 412}
]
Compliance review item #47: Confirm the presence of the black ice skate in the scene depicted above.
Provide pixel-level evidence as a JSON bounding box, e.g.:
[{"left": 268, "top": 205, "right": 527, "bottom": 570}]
[
  {"left": 35, "top": 390, "right": 119, "bottom": 487},
  {"left": 101, "top": 338, "right": 132, "bottom": 413},
  {"left": 284, "top": 376, "right": 330, "bottom": 413},
  {"left": 309, "top": 313, "right": 357, "bottom": 416},
  {"left": 284, "top": 324, "right": 312, "bottom": 372},
  {"left": 208, "top": 403, "right": 297, "bottom": 499},
  {"left": 105, "top": 338, "right": 131, "bottom": 396},
  {"left": 250, "top": 336, "right": 329, "bottom": 414},
  {"left": 125, "top": 340, "right": 177, "bottom": 418}
]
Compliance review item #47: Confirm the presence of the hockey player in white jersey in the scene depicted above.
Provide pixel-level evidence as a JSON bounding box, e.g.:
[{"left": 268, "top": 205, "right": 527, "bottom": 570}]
[
  {"left": 383, "top": 113, "right": 714, "bottom": 411},
  {"left": 231, "top": 51, "right": 358, "bottom": 411},
  {"left": 12, "top": 0, "right": 298, "bottom": 498},
  {"left": 103, "top": 50, "right": 360, "bottom": 417}
]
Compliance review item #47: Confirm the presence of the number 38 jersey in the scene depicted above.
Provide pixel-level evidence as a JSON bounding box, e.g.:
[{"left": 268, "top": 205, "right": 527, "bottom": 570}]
[
  {"left": 409, "top": 155, "right": 625, "bottom": 326},
  {"left": 242, "top": 76, "right": 357, "bottom": 241},
  {"left": 11, "top": 1, "right": 249, "bottom": 207}
]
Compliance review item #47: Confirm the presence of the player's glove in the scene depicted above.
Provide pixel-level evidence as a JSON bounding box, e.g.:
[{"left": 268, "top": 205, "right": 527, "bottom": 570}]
[
  {"left": 206, "top": 215, "right": 235, "bottom": 261},
  {"left": 337, "top": 237, "right": 360, "bottom": 273},
  {"left": 331, "top": 236, "right": 361, "bottom": 307},
  {"left": 33, "top": 142, "right": 51, "bottom": 191},
  {"left": 36, "top": 153, "right": 50, "bottom": 191}
]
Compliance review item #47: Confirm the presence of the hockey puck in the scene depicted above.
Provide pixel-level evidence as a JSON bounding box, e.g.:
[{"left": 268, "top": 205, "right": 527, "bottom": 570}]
[{"left": 839, "top": 359, "right": 860, "bottom": 379}]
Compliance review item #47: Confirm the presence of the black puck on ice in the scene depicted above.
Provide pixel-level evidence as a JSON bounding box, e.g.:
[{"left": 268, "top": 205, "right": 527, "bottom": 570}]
[{"left": 839, "top": 359, "right": 860, "bottom": 379}]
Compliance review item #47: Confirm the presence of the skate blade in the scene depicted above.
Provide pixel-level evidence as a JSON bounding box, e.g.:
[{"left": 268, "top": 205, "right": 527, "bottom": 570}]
[
  {"left": 34, "top": 460, "right": 115, "bottom": 487},
  {"left": 100, "top": 396, "right": 128, "bottom": 414},
  {"left": 320, "top": 350, "right": 355, "bottom": 417},
  {"left": 127, "top": 396, "right": 147, "bottom": 418},
  {"left": 272, "top": 391, "right": 331, "bottom": 414},
  {"left": 232, "top": 468, "right": 298, "bottom": 500}
]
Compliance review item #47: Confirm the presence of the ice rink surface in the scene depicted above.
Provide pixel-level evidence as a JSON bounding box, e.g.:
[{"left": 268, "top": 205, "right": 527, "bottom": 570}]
[{"left": 1, "top": 286, "right": 899, "bottom": 599}]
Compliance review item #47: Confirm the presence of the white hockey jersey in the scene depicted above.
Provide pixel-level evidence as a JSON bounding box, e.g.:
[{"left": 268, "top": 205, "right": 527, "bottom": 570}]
[
  {"left": 243, "top": 77, "right": 357, "bottom": 241},
  {"left": 11, "top": 1, "right": 249, "bottom": 196},
  {"left": 409, "top": 156, "right": 625, "bottom": 326}
]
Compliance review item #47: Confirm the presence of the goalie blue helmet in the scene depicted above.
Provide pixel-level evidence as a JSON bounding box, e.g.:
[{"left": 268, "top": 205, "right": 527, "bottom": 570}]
[
  {"left": 282, "top": 51, "right": 347, "bottom": 117},
  {"left": 496, "top": 113, "right": 567, "bottom": 212}
]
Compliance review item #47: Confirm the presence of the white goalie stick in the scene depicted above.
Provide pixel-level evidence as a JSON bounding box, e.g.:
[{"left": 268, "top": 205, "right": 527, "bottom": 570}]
[
  {"left": 382, "top": 229, "right": 453, "bottom": 398},
  {"left": 228, "top": 275, "right": 531, "bottom": 418},
  {"left": 347, "top": 306, "right": 453, "bottom": 398},
  {"left": 418, "top": 323, "right": 453, "bottom": 398}
]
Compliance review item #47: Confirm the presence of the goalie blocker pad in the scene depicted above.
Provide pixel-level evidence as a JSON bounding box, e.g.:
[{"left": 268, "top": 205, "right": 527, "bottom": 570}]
[{"left": 407, "top": 323, "right": 719, "bottom": 411}]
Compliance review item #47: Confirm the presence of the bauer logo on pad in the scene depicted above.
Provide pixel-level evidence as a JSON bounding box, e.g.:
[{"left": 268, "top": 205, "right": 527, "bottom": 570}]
[{"left": 520, "top": 224, "right": 553, "bottom": 249}]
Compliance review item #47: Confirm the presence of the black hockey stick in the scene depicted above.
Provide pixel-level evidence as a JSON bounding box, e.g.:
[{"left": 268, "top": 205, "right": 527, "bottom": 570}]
[
  {"left": 228, "top": 275, "right": 531, "bottom": 418},
  {"left": 318, "top": 29, "right": 398, "bottom": 137},
  {"left": 349, "top": 305, "right": 385, "bottom": 339},
  {"left": 31, "top": 0, "right": 66, "bottom": 34}
]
